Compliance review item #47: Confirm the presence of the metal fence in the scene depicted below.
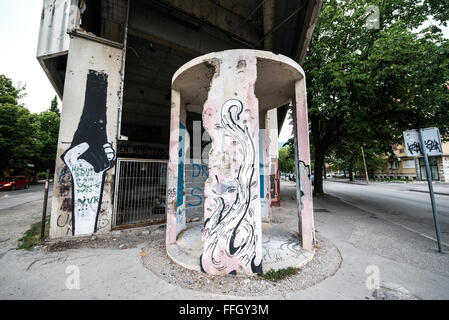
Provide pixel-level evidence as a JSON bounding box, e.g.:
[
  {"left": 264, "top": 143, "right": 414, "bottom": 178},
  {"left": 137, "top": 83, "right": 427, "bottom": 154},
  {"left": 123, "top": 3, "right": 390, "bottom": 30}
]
[{"left": 113, "top": 158, "right": 168, "bottom": 228}]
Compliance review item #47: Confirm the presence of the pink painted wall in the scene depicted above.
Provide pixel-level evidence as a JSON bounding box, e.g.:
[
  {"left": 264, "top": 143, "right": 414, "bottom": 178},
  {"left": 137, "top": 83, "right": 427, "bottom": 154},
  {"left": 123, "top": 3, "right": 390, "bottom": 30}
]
[
  {"left": 293, "top": 79, "right": 314, "bottom": 251},
  {"left": 200, "top": 52, "right": 263, "bottom": 275}
]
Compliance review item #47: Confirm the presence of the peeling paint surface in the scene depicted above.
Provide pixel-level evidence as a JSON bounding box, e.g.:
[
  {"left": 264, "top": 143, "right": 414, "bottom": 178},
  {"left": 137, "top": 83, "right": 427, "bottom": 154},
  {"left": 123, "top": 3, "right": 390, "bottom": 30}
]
[
  {"left": 49, "top": 36, "right": 122, "bottom": 239},
  {"left": 293, "top": 79, "right": 315, "bottom": 251},
  {"left": 200, "top": 52, "right": 262, "bottom": 275},
  {"left": 168, "top": 49, "right": 313, "bottom": 273}
]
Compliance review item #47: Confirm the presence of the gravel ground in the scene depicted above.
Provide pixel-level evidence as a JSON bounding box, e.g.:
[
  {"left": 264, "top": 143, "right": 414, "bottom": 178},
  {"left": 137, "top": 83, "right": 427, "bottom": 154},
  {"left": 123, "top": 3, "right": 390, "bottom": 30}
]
[
  {"left": 41, "top": 221, "right": 342, "bottom": 297},
  {"left": 45, "top": 225, "right": 163, "bottom": 252},
  {"left": 140, "top": 227, "right": 342, "bottom": 296}
]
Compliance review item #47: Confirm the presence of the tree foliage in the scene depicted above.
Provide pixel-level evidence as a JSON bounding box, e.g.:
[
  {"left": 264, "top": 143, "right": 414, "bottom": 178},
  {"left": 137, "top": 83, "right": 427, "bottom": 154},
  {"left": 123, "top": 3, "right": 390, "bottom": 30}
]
[
  {"left": 0, "top": 75, "right": 20, "bottom": 105},
  {"left": 279, "top": 146, "right": 295, "bottom": 173},
  {"left": 49, "top": 95, "right": 60, "bottom": 116},
  {"left": 33, "top": 110, "right": 60, "bottom": 171},
  {"left": 0, "top": 74, "right": 60, "bottom": 174},
  {"left": 301, "top": 0, "right": 449, "bottom": 194},
  {"left": 0, "top": 104, "right": 37, "bottom": 171}
]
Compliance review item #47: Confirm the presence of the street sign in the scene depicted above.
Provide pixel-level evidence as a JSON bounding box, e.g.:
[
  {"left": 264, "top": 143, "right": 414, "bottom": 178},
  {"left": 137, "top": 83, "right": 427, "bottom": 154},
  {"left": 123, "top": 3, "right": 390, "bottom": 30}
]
[
  {"left": 403, "top": 127, "right": 443, "bottom": 157},
  {"left": 403, "top": 127, "right": 443, "bottom": 253}
]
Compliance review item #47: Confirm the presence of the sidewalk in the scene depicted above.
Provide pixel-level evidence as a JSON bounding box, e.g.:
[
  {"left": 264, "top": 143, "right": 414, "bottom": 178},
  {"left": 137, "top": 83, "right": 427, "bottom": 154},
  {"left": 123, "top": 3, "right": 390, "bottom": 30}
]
[
  {"left": 327, "top": 178, "right": 449, "bottom": 196},
  {"left": 1, "top": 182, "right": 448, "bottom": 299}
]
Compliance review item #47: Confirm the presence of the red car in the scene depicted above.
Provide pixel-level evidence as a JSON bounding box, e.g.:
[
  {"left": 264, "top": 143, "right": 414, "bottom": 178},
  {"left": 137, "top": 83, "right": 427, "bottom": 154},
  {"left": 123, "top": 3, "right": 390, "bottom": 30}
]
[{"left": 0, "top": 176, "right": 30, "bottom": 191}]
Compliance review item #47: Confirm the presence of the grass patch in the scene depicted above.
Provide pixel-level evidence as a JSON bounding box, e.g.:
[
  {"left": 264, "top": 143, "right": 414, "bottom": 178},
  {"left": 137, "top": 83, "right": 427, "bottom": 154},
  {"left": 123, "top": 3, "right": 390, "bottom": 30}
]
[
  {"left": 17, "top": 216, "right": 50, "bottom": 250},
  {"left": 258, "top": 267, "right": 300, "bottom": 282}
]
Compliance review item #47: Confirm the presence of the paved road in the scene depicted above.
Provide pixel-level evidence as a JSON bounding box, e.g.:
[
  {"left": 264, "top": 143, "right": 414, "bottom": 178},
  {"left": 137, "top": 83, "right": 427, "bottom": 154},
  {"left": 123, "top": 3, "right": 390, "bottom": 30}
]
[
  {"left": 0, "top": 183, "right": 53, "bottom": 210},
  {"left": 323, "top": 180, "right": 449, "bottom": 249}
]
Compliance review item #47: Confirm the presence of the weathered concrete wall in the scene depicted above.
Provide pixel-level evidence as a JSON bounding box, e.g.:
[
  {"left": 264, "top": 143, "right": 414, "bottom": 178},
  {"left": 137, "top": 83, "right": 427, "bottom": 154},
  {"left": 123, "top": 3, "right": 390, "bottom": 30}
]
[
  {"left": 292, "top": 78, "right": 314, "bottom": 251},
  {"left": 438, "top": 156, "right": 449, "bottom": 182},
  {"left": 37, "top": 0, "right": 77, "bottom": 58},
  {"left": 166, "top": 90, "right": 187, "bottom": 244},
  {"left": 50, "top": 35, "right": 123, "bottom": 238},
  {"left": 259, "top": 116, "right": 271, "bottom": 222},
  {"left": 200, "top": 52, "right": 263, "bottom": 275}
]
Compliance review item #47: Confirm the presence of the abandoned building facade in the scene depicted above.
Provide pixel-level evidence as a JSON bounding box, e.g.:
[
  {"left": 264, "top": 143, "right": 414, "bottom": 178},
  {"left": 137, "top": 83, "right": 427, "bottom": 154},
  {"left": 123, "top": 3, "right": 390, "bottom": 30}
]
[{"left": 37, "top": 0, "right": 321, "bottom": 269}]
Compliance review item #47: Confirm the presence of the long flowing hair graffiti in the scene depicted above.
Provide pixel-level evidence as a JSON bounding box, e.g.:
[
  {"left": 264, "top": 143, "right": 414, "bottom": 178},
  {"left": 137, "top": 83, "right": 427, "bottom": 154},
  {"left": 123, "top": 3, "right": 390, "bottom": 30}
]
[{"left": 201, "top": 99, "right": 262, "bottom": 274}]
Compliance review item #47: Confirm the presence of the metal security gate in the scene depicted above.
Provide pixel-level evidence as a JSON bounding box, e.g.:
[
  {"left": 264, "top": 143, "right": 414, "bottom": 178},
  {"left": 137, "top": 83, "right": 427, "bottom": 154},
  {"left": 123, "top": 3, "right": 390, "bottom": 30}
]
[{"left": 113, "top": 158, "right": 168, "bottom": 228}]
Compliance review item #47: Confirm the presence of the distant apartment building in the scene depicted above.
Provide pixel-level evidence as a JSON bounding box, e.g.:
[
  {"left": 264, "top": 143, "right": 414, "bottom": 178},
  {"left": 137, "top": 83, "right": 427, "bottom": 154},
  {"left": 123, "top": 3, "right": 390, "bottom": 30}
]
[{"left": 373, "top": 141, "right": 449, "bottom": 182}]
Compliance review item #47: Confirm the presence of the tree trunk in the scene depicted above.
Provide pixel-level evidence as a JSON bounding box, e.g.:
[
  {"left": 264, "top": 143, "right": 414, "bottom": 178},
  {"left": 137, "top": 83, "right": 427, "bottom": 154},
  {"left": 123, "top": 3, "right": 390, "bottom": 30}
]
[
  {"left": 323, "top": 164, "right": 327, "bottom": 179},
  {"left": 314, "top": 150, "right": 325, "bottom": 194},
  {"left": 349, "top": 161, "right": 354, "bottom": 181}
]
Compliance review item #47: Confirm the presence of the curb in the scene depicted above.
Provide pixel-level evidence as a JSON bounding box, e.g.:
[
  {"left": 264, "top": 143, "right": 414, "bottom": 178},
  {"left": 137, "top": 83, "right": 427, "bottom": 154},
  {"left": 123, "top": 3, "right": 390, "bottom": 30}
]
[
  {"left": 408, "top": 189, "right": 449, "bottom": 197},
  {"left": 326, "top": 179, "right": 368, "bottom": 186}
]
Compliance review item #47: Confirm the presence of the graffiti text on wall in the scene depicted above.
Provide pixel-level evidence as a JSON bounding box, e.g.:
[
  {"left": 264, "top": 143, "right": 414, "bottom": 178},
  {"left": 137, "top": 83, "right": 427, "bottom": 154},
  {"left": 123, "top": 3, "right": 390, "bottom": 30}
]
[
  {"left": 61, "top": 70, "right": 115, "bottom": 236},
  {"left": 187, "top": 164, "right": 208, "bottom": 207}
]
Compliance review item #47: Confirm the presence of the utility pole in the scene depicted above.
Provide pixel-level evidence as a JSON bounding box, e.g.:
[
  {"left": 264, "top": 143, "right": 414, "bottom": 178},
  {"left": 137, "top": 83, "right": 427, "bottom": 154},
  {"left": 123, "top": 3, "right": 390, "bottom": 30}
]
[
  {"left": 418, "top": 129, "right": 443, "bottom": 253},
  {"left": 361, "top": 147, "right": 369, "bottom": 185},
  {"left": 40, "top": 169, "right": 50, "bottom": 240}
]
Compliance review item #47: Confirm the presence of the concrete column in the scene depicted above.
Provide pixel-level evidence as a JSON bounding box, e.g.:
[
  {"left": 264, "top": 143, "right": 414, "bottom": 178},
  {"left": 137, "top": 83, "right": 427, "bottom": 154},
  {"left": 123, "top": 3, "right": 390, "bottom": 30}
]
[
  {"left": 292, "top": 78, "right": 314, "bottom": 251},
  {"left": 166, "top": 89, "right": 187, "bottom": 244},
  {"left": 50, "top": 35, "right": 123, "bottom": 238},
  {"left": 438, "top": 156, "right": 449, "bottom": 182},
  {"left": 260, "top": 111, "right": 271, "bottom": 222},
  {"left": 200, "top": 52, "right": 263, "bottom": 275},
  {"left": 267, "top": 109, "right": 280, "bottom": 207}
]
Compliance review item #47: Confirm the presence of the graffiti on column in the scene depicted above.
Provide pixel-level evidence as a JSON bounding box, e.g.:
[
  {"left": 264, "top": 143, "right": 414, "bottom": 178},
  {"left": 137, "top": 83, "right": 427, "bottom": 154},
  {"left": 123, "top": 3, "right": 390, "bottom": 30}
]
[
  {"left": 270, "top": 174, "right": 276, "bottom": 199},
  {"left": 297, "top": 160, "right": 311, "bottom": 207},
  {"left": 187, "top": 164, "right": 208, "bottom": 207},
  {"left": 56, "top": 165, "right": 72, "bottom": 235},
  {"left": 201, "top": 99, "right": 262, "bottom": 274},
  {"left": 61, "top": 70, "right": 115, "bottom": 236},
  {"left": 176, "top": 122, "right": 186, "bottom": 227}
]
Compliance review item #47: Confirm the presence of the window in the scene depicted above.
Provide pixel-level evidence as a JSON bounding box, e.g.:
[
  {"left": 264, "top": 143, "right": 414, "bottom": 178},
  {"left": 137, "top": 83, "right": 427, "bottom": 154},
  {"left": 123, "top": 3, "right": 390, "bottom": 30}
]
[
  {"left": 390, "top": 160, "right": 399, "bottom": 170},
  {"left": 403, "top": 159, "right": 415, "bottom": 169},
  {"left": 419, "top": 157, "right": 439, "bottom": 181}
]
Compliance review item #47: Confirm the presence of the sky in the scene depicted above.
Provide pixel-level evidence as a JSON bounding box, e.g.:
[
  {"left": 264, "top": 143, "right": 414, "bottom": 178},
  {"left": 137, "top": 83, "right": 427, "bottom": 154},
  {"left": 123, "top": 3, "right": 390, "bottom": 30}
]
[
  {"left": 0, "top": 0, "right": 61, "bottom": 114},
  {"left": 0, "top": 1, "right": 447, "bottom": 141}
]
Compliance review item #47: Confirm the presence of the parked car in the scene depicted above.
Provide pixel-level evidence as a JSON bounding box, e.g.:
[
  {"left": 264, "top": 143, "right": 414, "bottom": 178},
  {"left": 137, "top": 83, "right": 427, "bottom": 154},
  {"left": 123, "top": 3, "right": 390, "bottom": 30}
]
[{"left": 0, "top": 176, "right": 30, "bottom": 191}]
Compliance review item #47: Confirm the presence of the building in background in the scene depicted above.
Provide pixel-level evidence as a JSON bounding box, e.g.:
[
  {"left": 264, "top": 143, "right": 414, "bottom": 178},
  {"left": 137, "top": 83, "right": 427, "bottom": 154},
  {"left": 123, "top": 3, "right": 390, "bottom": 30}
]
[{"left": 373, "top": 141, "right": 449, "bottom": 182}]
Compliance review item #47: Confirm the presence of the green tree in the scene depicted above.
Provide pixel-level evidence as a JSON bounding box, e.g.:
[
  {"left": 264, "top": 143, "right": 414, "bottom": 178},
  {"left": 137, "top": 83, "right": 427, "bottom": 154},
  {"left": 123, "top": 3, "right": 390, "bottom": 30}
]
[
  {"left": 49, "top": 95, "right": 60, "bottom": 116},
  {"left": 0, "top": 75, "right": 20, "bottom": 105},
  {"left": 0, "top": 75, "right": 37, "bottom": 173},
  {"left": 279, "top": 146, "right": 294, "bottom": 173},
  {"left": 33, "top": 110, "right": 60, "bottom": 172},
  {"left": 303, "top": 0, "right": 449, "bottom": 194}
]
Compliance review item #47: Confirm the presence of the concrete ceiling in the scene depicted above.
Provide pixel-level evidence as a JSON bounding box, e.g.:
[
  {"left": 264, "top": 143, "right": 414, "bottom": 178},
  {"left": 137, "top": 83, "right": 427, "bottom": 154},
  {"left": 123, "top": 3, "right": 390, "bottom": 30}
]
[
  {"left": 119, "top": 0, "right": 322, "bottom": 143},
  {"left": 128, "top": 0, "right": 322, "bottom": 62}
]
